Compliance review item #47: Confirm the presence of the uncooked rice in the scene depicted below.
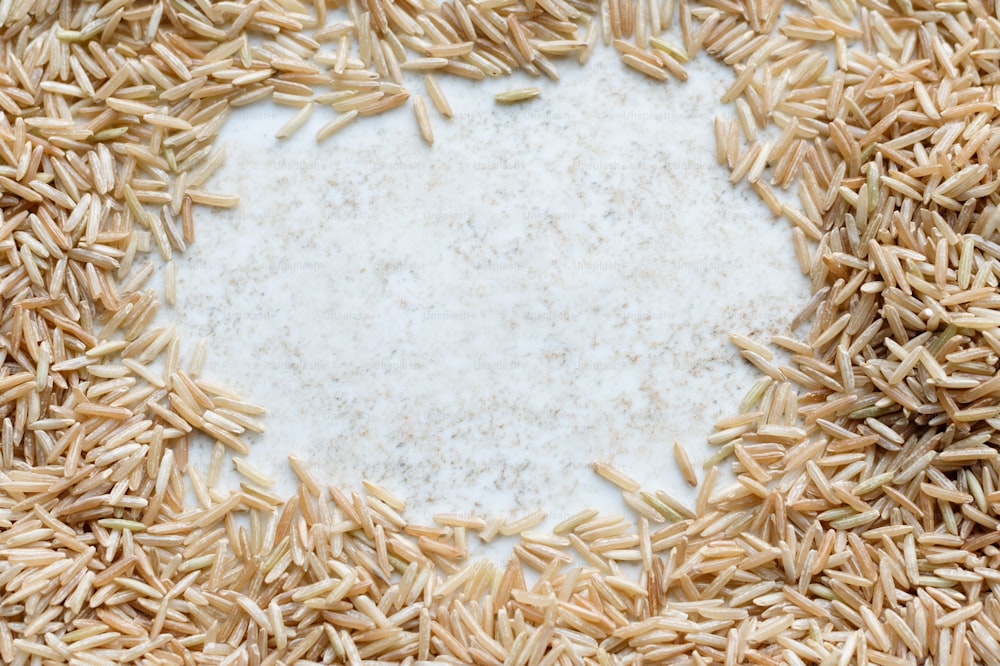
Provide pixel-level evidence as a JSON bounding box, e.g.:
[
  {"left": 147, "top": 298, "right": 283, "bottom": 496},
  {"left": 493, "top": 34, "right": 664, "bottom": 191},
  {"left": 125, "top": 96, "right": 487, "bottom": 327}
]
[
  {"left": 494, "top": 87, "right": 543, "bottom": 103},
  {"left": 1, "top": 0, "right": 1000, "bottom": 662},
  {"left": 412, "top": 94, "right": 435, "bottom": 145}
]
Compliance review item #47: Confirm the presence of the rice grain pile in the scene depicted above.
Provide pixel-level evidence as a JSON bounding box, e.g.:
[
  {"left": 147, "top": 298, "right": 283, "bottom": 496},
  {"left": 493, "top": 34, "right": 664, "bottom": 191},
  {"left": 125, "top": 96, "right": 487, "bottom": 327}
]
[{"left": 2, "top": 0, "right": 1000, "bottom": 663}]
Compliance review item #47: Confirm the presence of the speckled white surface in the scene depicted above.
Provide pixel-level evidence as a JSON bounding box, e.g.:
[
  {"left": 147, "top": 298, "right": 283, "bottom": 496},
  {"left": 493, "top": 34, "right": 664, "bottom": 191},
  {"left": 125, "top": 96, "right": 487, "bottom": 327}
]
[{"left": 171, "top": 41, "right": 808, "bottom": 540}]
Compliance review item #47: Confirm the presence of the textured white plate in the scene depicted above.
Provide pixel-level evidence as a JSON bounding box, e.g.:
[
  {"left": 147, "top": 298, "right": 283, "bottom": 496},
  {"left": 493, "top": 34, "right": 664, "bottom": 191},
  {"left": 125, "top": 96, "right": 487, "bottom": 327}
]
[{"left": 173, "top": 40, "right": 808, "bottom": 551}]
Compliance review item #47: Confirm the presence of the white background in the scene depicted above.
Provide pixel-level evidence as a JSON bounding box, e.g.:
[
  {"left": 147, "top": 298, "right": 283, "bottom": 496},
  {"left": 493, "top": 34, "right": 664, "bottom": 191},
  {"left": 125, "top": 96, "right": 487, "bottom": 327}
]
[{"left": 171, "top": 38, "right": 808, "bottom": 550}]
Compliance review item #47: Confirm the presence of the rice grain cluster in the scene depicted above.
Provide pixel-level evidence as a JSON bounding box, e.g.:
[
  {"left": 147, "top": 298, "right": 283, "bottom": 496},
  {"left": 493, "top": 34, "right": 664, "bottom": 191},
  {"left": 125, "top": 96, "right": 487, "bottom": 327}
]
[{"left": 1, "top": 0, "right": 999, "bottom": 663}]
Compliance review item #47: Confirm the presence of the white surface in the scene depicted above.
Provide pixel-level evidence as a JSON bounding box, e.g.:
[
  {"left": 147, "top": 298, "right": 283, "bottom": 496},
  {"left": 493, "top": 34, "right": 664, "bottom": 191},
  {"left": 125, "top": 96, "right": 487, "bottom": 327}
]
[{"left": 173, "top": 42, "right": 808, "bottom": 539}]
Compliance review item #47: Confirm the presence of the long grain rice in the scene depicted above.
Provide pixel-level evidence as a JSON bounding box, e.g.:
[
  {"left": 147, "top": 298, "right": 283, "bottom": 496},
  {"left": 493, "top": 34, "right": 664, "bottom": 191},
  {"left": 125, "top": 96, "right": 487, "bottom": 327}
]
[
  {"left": 2, "top": 0, "right": 998, "bottom": 663},
  {"left": 494, "top": 87, "right": 542, "bottom": 104}
]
